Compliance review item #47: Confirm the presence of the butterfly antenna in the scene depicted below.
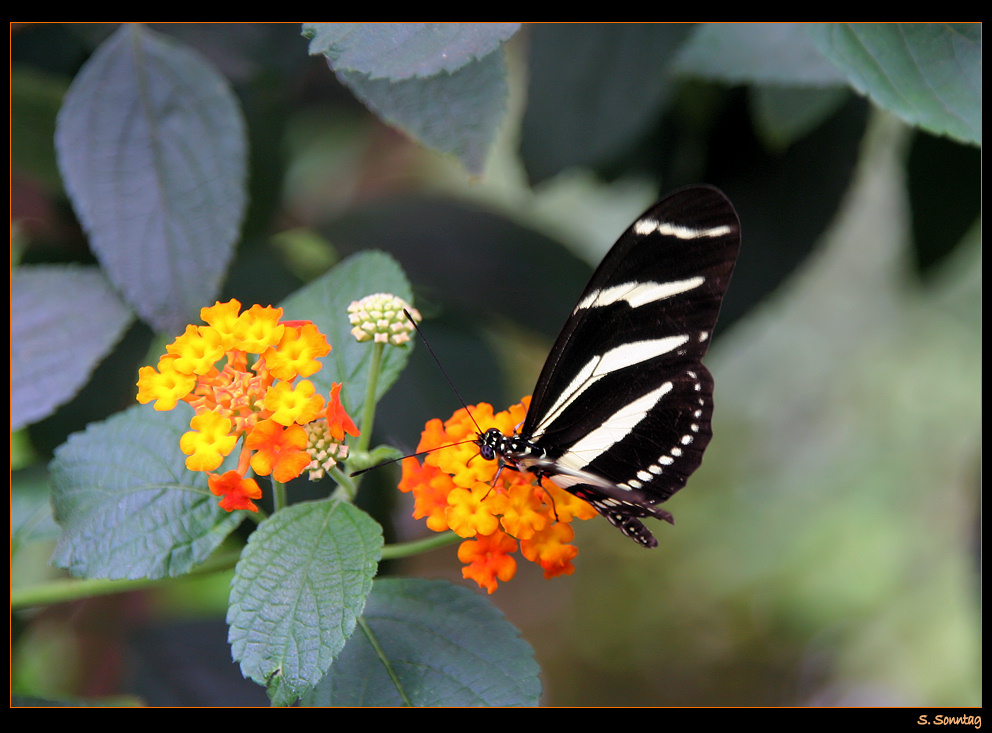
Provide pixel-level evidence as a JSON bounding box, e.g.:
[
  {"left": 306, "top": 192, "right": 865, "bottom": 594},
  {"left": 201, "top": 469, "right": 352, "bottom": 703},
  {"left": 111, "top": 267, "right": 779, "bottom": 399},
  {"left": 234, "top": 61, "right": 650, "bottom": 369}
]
[
  {"left": 348, "top": 311, "right": 485, "bottom": 479},
  {"left": 349, "top": 438, "right": 479, "bottom": 478},
  {"left": 403, "top": 308, "right": 484, "bottom": 434}
]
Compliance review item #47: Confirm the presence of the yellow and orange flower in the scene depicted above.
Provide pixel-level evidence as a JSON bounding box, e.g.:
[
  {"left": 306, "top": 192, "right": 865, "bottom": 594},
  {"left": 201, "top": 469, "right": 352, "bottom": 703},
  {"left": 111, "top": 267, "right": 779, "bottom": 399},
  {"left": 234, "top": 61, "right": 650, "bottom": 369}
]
[
  {"left": 399, "top": 398, "right": 597, "bottom": 593},
  {"left": 209, "top": 470, "right": 263, "bottom": 513},
  {"left": 137, "top": 299, "right": 360, "bottom": 512}
]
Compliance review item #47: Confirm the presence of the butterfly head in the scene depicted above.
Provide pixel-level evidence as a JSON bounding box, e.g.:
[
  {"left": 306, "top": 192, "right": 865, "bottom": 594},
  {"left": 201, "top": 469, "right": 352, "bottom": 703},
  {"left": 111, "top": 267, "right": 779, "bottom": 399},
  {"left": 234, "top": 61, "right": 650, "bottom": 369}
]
[{"left": 476, "top": 427, "right": 502, "bottom": 462}]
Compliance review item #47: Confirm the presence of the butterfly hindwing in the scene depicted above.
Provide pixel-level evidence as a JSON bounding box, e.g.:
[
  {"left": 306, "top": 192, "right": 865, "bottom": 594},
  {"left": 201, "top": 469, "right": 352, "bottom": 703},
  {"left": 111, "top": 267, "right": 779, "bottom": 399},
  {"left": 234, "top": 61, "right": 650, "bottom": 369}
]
[{"left": 507, "top": 186, "right": 741, "bottom": 547}]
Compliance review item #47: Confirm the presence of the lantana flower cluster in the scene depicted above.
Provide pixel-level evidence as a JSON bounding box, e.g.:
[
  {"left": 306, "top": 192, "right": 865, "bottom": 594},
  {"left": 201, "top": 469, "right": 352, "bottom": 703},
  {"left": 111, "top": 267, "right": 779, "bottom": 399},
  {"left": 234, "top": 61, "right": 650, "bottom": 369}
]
[
  {"left": 136, "top": 300, "right": 359, "bottom": 512},
  {"left": 399, "top": 398, "right": 598, "bottom": 593}
]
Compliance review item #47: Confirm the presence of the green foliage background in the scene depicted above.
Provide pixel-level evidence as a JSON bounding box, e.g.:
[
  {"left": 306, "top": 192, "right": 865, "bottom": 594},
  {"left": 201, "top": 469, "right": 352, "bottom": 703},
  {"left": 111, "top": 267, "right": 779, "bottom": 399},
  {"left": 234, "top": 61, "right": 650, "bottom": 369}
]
[{"left": 11, "top": 23, "right": 979, "bottom": 706}]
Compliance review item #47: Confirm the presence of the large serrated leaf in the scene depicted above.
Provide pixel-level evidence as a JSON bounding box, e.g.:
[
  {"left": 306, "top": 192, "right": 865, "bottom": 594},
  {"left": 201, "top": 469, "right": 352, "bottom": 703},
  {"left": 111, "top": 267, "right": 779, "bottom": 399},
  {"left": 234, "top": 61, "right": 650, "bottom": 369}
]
[
  {"left": 227, "top": 500, "right": 382, "bottom": 706},
  {"left": 303, "top": 22, "right": 518, "bottom": 80},
  {"left": 807, "top": 23, "right": 980, "bottom": 145},
  {"left": 54, "top": 23, "right": 248, "bottom": 334},
  {"left": 302, "top": 578, "right": 542, "bottom": 707},
  {"left": 303, "top": 23, "right": 514, "bottom": 173},
  {"left": 279, "top": 250, "right": 414, "bottom": 423},
  {"left": 49, "top": 404, "right": 244, "bottom": 579},
  {"left": 336, "top": 51, "right": 506, "bottom": 176},
  {"left": 11, "top": 265, "right": 134, "bottom": 431}
]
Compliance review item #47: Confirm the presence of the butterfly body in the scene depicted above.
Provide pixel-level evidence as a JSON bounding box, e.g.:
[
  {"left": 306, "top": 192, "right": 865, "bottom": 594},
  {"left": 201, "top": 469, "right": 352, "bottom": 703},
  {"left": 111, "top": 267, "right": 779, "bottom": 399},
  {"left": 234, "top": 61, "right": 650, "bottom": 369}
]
[{"left": 478, "top": 186, "right": 740, "bottom": 548}]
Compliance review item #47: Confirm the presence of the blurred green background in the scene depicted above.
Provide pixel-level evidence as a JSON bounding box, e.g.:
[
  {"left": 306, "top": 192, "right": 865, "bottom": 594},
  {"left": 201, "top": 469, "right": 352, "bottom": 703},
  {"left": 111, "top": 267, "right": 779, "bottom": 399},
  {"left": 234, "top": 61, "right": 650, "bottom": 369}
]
[{"left": 11, "top": 23, "right": 980, "bottom": 706}]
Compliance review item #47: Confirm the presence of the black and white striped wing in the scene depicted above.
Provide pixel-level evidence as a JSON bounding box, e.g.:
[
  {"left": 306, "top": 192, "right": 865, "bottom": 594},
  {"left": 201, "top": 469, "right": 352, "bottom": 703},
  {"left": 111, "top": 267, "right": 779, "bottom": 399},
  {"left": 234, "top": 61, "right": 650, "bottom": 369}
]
[{"left": 515, "top": 186, "right": 740, "bottom": 547}]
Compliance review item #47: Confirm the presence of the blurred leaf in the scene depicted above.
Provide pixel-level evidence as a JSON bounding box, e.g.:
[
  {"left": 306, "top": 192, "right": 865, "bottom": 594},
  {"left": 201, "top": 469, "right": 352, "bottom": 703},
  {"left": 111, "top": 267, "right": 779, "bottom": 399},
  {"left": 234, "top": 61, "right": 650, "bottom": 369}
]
[
  {"left": 11, "top": 265, "right": 134, "bottom": 431},
  {"left": 10, "top": 429, "right": 40, "bottom": 472},
  {"left": 749, "top": 85, "right": 850, "bottom": 149},
  {"left": 54, "top": 23, "right": 248, "bottom": 334},
  {"left": 706, "top": 95, "right": 868, "bottom": 329},
  {"left": 10, "top": 66, "right": 69, "bottom": 192},
  {"left": 49, "top": 404, "right": 244, "bottom": 579},
  {"left": 675, "top": 23, "right": 847, "bottom": 85},
  {"left": 270, "top": 227, "right": 339, "bottom": 282},
  {"left": 303, "top": 578, "right": 542, "bottom": 707},
  {"left": 906, "top": 130, "right": 982, "bottom": 275},
  {"left": 335, "top": 52, "right": 507, "bottom": 176},
  {"left": 279, "top": 250, "right": 414, "bottom": 423},
  {"left": 807, "top": 23, "right": 980, "bottom": 145},
  {"left": 11, "top": 468, "right": 61, "bottom": 551},
  {"left": 10, "top": 693, "right": 144, "bottom": 707},
  {"left": 522, "top": 24, "right": 693, "bottom": 183},
  {"left": 303, "top": 22, "right": 518, "bottom": 80},
  {"left": 325, "top": 198, "right": 594, "bottom": 342},
  {"left": 227, "top": 499, "right": 382, "bottom": 706}
]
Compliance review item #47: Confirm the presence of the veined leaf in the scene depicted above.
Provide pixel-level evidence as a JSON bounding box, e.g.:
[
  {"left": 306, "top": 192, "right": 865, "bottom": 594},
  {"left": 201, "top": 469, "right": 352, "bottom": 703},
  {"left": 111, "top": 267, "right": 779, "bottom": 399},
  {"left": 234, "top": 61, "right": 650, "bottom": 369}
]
[
  {"left": 227, "top": 499, "right": 382, "bottom": 706},
  {"left": 50, "top": 404, "right": 243, "bottom": 580},
  {"left": 55, "top": 23, "right": 248, "bottom": 334},
  {"left": 303, "top": 578, "right": 541, "bottom": 707}
]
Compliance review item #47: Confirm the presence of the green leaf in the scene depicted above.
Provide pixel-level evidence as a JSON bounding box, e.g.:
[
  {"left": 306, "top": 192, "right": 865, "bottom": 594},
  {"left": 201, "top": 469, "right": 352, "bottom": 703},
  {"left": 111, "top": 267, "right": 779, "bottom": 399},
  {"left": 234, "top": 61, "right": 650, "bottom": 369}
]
[
  {"left": 49, "top": 404, "right": 244, "bottom": 579},
  {"left": 279, "top": 250, "right": 415, "bottom": 423},
  {"left": 11, "top": 469, "right": 61, "bottom": 553},
  {"left": 303, "top": 22, "right": 519, "bottom": 80},
  {"left": 305, "top": 22, "right": 514, "bottom": 174},
  {"left": 227, "top": 499, "right": 382, "bottom": 706},
  {"left": 54, "top": 23, "right": 248, "bottom": 334},
  {"left": 807, "top": 23, "right": 981, "bottom": 145},
  {"left": 336, "top": 53, "right": 506, "bottom": 176},
  {"left": 750, "top": 86, "right": 850, "bottom": 149},
  {"left": 10, "top": 66, "right": 69, "bottom": 193},
  {"left": 11, "top": 265, "right": 134, "bottom": 431},
  {"left": 302, "top": 578, "right": 542, "bottom": 707},
  {"left": 521, "top": 24, "right": 692, "bottom": 184},
  {"left": 675, "top": 23, "right": 847, "bottom": 85}
]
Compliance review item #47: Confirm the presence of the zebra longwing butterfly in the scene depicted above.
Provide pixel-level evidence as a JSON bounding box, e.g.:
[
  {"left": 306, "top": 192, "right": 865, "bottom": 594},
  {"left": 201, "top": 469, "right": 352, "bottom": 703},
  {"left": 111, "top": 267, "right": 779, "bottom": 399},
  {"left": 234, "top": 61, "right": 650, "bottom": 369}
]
[{"left": 477, "top": 186, "right": 740, "bottom": 547}]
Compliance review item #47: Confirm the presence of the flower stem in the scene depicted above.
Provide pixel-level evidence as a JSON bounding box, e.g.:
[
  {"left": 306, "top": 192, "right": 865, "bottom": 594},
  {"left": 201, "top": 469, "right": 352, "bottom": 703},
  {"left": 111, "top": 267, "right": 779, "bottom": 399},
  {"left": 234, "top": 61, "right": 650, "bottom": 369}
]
[
  {"left": 381, "top": 531, "right": 462, "bottom": 559},
  {"left": 10, "top": 550, "right": 242, "bottom": 610},
  {"left": 329, "top": 465, "right": 356, "bottom": 502},
  {"left": 272, "top": 479, "right": 287, "bottom": 512},
  {"left": 356, "top": 341, "right": 385, "bottom": 456}
]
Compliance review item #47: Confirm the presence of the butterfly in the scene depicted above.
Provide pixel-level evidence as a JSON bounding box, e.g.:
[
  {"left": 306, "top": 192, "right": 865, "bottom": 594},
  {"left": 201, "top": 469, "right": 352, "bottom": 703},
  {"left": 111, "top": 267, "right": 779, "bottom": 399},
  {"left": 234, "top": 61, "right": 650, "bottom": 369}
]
[{"left": 477, "top": 186, "right": 740, "bottom": 547}]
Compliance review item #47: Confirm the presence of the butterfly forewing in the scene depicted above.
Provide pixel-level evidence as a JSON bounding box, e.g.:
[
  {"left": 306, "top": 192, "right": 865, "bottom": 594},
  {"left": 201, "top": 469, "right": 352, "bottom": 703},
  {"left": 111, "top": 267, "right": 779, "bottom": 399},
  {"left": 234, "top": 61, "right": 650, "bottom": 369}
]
[{"left": 508, "top": 186, "right": 741, "bottom": 547}]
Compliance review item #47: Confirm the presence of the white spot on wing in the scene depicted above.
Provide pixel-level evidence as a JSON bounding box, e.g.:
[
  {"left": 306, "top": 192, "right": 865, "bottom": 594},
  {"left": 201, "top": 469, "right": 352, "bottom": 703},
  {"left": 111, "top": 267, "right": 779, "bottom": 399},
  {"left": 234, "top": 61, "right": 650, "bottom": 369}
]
[
  {"left": 562, "top": 382, "right": 673, "bottom": 463},
  {"left": 575, "top": 277, "right": 705, "bottom": 313},
  {"left": 532, "top": 340, "right": 685, "bottom": 436},
  {"left": 634, "top": 218, "right": 735, "bottom": 240}
]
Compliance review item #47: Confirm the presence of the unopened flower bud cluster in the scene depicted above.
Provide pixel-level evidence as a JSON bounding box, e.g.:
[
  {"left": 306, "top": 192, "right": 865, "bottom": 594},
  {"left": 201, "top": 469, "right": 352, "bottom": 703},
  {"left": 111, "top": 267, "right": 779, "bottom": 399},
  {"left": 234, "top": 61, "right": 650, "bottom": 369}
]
[{"left": 348, "top": 293, "right": 421, "bottom": 346}]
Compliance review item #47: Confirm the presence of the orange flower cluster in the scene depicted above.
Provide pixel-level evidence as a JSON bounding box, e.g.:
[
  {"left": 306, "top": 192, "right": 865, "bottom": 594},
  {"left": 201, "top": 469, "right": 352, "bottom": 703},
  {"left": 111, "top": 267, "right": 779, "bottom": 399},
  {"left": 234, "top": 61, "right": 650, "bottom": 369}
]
[
  {"left": 137, "top": 300, "right": 359, "bottom": 512},
  {"left": 399, "top": 399, "right": 597, "bottom": 593}
]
